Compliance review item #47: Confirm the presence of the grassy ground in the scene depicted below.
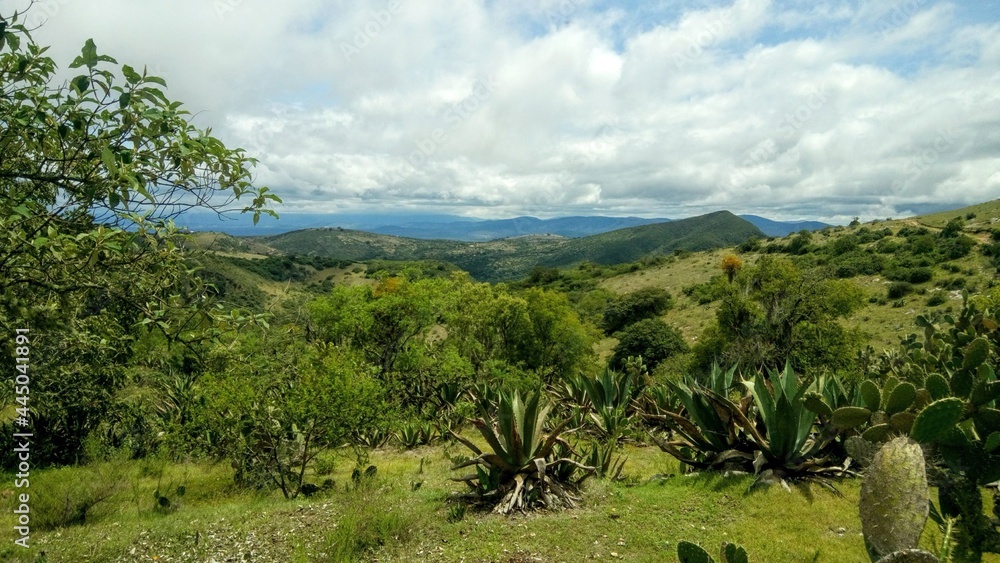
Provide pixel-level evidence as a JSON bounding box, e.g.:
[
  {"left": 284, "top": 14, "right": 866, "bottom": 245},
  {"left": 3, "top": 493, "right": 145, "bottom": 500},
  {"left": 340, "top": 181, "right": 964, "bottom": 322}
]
[{"left": 1, "top": 442, "right": 979, "bottom": 562}]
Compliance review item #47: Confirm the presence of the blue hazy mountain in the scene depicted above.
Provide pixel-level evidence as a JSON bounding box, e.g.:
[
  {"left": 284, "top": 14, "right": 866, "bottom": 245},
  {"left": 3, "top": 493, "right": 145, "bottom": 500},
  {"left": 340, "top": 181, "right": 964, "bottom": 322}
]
[
  {"left": 177, "top": 209, "right": 829, "bottom": 240},
  {"left": 738, "top": 215, "right": 829, "bottom": 237},
  {"left": 370, "top": 216, "right": 671, "bottom": 241}
]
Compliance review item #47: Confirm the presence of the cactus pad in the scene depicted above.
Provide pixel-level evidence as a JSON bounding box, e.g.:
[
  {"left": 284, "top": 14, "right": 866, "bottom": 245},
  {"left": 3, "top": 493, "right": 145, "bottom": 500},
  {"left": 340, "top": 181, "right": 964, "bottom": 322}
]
[
  {"left": 860, "top": 437, "right": 929, "bottom": 561},
  {"left": 964, "top": 337, "right": 990, "bottom": 370},
  {"left": 861, "top": 380, "right": 882, "bottom": 411},
  {"left": 885, "top": 382, "right": 916, "bottom": 416},
  {"left": 832, "top": 406, "right": 872, "bottom": 430},
  {"left": 923, "top": 374, "right": 949, "bottom": 401},
  {"left": 677, "top": 541, "right": 714, "bottom": 563},
  {"left": 721, "top": 543, "right": 749, "bottom": 563},
  {"left": 910, "top": 398, "right": 964, "bottom": 443}
]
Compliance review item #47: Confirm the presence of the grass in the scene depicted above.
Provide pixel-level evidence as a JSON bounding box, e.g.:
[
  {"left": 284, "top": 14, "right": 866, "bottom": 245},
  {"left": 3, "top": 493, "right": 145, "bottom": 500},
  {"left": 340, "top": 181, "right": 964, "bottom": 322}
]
[
  {"left": 915, "top": 199, "right": 1000, "bottom": 229},
  {"left": 3, "top": 442, "right": 974, "bottom": 562}
]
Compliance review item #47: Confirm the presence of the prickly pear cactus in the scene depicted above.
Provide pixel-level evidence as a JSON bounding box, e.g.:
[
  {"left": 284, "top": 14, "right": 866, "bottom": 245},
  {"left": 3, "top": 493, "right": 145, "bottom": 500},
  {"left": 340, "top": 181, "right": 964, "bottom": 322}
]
[{"left": 860, "top": 437, "right": 929, "bottom": 562}]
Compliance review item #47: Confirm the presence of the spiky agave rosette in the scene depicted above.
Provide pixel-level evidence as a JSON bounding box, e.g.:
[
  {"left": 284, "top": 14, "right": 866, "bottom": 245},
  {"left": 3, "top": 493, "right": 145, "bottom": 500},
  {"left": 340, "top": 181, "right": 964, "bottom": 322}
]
[{"left": 449, "top": 389, "right": 595, "bottom": 514}]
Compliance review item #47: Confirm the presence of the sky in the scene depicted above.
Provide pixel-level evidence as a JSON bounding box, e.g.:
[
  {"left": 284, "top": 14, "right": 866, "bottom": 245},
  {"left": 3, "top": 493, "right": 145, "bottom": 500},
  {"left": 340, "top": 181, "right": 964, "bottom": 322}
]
[{"left": 12, "top": 0, "right": 1000, "bottom": 223}]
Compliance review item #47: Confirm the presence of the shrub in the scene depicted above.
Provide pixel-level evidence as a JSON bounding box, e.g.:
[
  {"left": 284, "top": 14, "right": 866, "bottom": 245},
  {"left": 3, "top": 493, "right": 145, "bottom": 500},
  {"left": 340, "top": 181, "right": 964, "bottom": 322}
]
[
  {"left": 610, "top": 319, "right": 688, "bottom": 371},
  {"left": 601, "top": 287, "right": 674, "bottom": 334},
  {"left": 926, "top": 292, "right": 947, "bottom": 306},
  {"left": 887, "top": 282, "right": 913, "bottom": 299},
  {"left": 200, "top": 340, "right": 386, "bottom": 499},
  {"left": 886, "top": 267, "right": 933, "bottom": 284},
  {"left": 682, "top": 276, "right": 728, "bottom": 304}
]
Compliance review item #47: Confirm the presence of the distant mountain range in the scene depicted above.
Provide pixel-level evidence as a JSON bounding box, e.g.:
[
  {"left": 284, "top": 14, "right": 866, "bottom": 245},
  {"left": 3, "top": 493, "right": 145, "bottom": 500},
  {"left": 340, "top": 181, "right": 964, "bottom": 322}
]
[
  {"left": 179, "top": 210, "right": 828, "bottom": 240},
  {"left": 256, "top": 210, "right": 765, "bottom": 281},
  {"left": 370, "top": 216, "right": 671, "bottom": 241},
  {"left": 739, "top": 215, "right": 829, "bottom": 237}
]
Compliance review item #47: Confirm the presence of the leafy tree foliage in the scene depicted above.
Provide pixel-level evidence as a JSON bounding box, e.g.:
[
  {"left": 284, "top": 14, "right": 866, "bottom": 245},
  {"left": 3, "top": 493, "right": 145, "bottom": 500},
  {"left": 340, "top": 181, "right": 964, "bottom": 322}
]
[
  {"left": 0, "top": 12, "right": 276, "bottom": 466},
  {"left": 610, "top": 318, "right": 688, "bottom": 371},
  {"left": 308, "top": 277, "right": 442, "bottom": 377},
  {"left": 693, "top": 255, "right": 865, "bottom": 372},
  {"left": 198, "top": 334, "right": 385, "bottom": 498},
  {"left": 601, "top": 286, "right": 674, "bottom": 334}
]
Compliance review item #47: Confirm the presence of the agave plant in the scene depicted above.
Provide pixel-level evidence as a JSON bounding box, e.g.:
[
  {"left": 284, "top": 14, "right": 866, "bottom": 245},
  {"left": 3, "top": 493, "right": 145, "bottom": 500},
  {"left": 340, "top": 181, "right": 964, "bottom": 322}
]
[
  {"left": 450, "top": 389, "right": 594, "bottom": 514},
  {"left": 648, "top": 362, "right": 853, "bottom": 487},
  {"left": 396, "top": 420, "right": 437, "bottom": 449},
  {"left": 646, "top": 364, "right": 755, "bottom": 472},
  {"left": 579, "top": 364, "right": 646, "bottom": 440}
]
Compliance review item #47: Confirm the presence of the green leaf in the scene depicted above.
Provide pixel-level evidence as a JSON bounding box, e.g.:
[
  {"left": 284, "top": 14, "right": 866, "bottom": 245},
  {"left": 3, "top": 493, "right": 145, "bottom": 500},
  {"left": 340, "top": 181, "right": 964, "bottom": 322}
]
[
  {"left": 971, "top": 381, "right": 1000, "bottom": 407},
  {"left": 101, "top": 146, "right": 118, "bottom": 175},
  {"left": 721, "top": 543, "right": 749, "bottom": 563},
  {"left": 911, "top": 398, "right": 964, "bottom": 443},
  {"left": 119, "top": 92, "right": 131, "bottom": 109},
  {"left": 973, "top": 408, "right": 1000, "bottom": 436},
  {"left": 952, "top": 370, "right": 975, "bottom": 399},
  {"left": 78, "top": 38, "right": 99, "bottom": 69},
  {"left": 122, "top": 64, "right": 142, "bottom": 84},
  {"left": 861, "top": 423, "right": 891, "bottom": 443},
  {"left": 71, "top": 75, "right": 90, "bottom": 94},
  {"left": 5, "top": 30, "right": 20, "bottom": 52}
]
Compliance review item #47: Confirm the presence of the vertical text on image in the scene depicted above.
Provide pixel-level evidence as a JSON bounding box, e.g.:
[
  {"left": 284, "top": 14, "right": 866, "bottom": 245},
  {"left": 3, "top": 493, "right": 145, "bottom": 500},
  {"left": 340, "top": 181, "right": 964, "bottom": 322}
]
[{"left": 12, "top": 328, "right": 32, "bottom": 549}]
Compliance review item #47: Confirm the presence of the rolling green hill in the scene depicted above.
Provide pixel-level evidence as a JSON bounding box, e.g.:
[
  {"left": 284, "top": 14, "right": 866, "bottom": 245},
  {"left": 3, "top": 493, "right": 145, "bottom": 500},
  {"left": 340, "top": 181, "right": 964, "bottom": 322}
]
[
  {"left": 913, "top": 198, "right": 1000, "bottom": 231},
  {"left": 252, "top": 211, "right": 764, "bottom": 281}
]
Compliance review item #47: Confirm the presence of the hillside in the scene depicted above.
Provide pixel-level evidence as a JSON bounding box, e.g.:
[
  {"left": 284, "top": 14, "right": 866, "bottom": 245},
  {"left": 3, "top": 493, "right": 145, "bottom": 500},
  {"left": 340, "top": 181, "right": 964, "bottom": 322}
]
[
  {"left": 254, "top": 211, "right": 764, "bottom": 281},
  {"left": 739, "top": 214, "right": 829, "bottom": 237},
  {"left": 370, "top": 215, "right": 671, "bottom": 241},
  {"left": 914, "top": 198, "right": 1000, "bottom": 230}
]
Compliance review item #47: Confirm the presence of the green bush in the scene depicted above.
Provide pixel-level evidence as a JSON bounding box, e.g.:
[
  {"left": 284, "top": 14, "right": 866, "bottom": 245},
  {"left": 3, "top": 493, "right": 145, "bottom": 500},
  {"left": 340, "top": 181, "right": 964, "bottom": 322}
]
[
  {"left": 887, "top": 282, "right": 913, "bottom": 299},
  {"left": 199, "top": 338, "right": 387, "bottom": 499},
  {"left": 926, "top": 292, "right": 947, "bottom": 307},
  {"left": 886, "top": 267, "right": 933, "bottom": 284},
  {"left": 601, "top": 287, "right": 674, "bottom": 334},
  {"left": 610, "top": 318, "right": 688, "bottom": 371}
]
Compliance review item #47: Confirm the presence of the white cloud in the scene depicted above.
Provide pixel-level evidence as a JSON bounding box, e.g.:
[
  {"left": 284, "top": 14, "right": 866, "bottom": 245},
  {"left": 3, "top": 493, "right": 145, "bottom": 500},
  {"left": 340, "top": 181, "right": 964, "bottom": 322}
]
[{"left": 12, "top": 0, "right": 1000, "bottom": 223}]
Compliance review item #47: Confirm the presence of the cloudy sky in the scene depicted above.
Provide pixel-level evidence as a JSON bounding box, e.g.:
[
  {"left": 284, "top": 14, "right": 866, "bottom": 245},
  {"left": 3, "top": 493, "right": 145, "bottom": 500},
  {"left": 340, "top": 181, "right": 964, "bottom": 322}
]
[{"left": 15, "top": 0, "right": 1000, "bottom": 223}]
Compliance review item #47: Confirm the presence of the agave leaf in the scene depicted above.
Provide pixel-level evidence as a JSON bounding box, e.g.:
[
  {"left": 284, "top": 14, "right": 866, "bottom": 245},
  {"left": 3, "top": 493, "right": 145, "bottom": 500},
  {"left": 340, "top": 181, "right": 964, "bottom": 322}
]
[{"left": 473, "top": 418, "right": 511, "bottom": 465}]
